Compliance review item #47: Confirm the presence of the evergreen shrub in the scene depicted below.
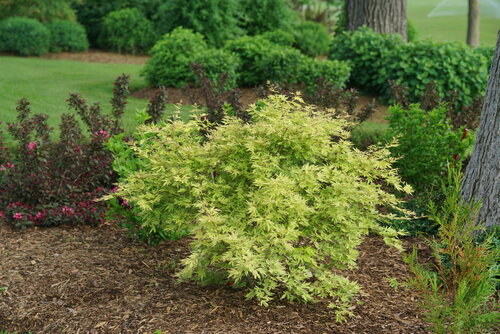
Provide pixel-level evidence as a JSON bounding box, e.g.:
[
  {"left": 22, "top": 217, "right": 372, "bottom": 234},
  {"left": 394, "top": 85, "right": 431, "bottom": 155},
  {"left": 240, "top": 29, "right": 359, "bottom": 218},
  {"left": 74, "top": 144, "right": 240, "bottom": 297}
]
[
  {"left": 107, "top": 95, "right": 411, "bottom": 319},
  {"left": 0, "top": 17, "right": 50, "bottom": 55},
  {"left": 142, "top": 28, "right": 207, "bottom": 88},
  {"left": 100, "top": 8, "right": 156, "bottom": 54},
  {"left": 293, "top": 20, "right": 331, "bottom": 57},
  {"left": 48, "top": 20, "right": 89, "bottom": 52},
  {"left": 330, "top": 27, "right": 490, "bottom": 108}
]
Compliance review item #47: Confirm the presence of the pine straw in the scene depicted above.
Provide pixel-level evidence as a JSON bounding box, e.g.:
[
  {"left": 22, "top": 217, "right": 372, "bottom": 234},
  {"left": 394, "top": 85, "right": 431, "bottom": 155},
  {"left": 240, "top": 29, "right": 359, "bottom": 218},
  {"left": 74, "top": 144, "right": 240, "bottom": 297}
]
[{"left": 0, "top": 222, "right": 430, "bottom": 333}]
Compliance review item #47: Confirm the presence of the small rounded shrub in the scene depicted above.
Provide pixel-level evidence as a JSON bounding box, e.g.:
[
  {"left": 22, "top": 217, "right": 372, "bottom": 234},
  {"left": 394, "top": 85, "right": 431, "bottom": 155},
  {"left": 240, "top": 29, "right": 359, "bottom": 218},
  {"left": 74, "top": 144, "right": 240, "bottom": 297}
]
[
  {"left": 225, "top": 35, "right": 276, "bottom": 87},
  {"left": 293, "top": 21, "right": 331, "bottom": 57},
  {"left": 154, "top": 0, "right": 242, "bottom": 47},
  {"left": 142, "top": 27, "right": 208, "bottom": 87},
  {"left": 192, "top": 49, "right": 240, "bottom": 89},
  {"left": 100, "top": 8, "right": 156, "bottom": 54},
  {"left": 260, "top": 29, "right": 295, "bottom": 47},
  {"left": 108, "top": 95, "right": 411, "bottom": 319},
  {"left": 0, "top": 17, "right": 50, "bottom": 55},
  {"left": 48, "top": 20, "right": 89, "bottom": 52}
]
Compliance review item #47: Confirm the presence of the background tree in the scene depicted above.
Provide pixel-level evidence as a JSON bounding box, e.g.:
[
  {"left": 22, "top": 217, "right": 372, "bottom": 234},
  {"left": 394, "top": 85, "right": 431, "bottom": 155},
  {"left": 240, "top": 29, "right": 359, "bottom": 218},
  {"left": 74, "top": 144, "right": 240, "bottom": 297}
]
[
  {"left": 467, "top": 0, "right": 480, "bottom": 47},
  {"left": 461, "top": 31, "right": 500, "bottom": 228},
  {"left": 345, "top": 0, "right": 407, "bottom": 41}
]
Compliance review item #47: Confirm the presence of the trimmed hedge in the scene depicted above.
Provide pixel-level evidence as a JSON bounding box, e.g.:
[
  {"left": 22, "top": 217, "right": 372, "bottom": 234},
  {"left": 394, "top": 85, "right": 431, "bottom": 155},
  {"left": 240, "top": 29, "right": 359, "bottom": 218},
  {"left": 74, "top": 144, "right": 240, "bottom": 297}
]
[
  {"left": 329, "top": 27, "right": 490, "bottom": 108},
  {"left": 48, "top": 20, "right": 89, "bottom": 52},
  {"left": 0, "top": 17, "right": 50, "bottom": 55},
  {"left": 99, "top": 8, "right": 156, "bottom": 54}
]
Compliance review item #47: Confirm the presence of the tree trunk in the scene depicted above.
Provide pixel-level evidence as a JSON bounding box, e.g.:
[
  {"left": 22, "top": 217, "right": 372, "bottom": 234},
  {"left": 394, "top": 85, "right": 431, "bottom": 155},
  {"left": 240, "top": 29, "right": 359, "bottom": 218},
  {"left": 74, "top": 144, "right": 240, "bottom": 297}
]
[
  {"left": 467, "top": 0, "right": 480, "bottom": 47},
  {"left": 461, "top": 31, "right": 500, "bottom": 228},
  {"left": 346, "top": 0, "right": 407, "bottom": 41}
]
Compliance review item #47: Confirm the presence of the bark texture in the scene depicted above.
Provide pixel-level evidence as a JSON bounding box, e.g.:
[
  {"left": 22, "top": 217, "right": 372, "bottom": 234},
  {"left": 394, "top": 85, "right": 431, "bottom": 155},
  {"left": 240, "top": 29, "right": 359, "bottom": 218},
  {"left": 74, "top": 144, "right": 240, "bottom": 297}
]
[
  {"left": 346, "top": 0, "right": 407, "bottom": 41},
  {"left": 461, "top": 31, "right": 500, "bottom": 227},
  {"left": 467, "top": 0, "right": 480, "bottom": 47}
]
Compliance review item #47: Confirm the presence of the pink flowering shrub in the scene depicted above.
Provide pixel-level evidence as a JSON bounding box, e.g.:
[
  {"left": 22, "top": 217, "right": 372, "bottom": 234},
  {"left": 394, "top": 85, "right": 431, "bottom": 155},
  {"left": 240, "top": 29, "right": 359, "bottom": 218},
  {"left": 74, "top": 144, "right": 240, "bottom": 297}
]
[{"left": 0, "top": 75, "right": 131, "bottom": 228}]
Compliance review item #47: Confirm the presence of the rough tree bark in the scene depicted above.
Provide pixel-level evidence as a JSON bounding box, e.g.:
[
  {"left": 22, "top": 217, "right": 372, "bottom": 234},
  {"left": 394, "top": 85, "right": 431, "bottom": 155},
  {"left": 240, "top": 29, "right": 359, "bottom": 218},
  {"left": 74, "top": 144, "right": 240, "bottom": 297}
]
[
  {"left": 461, "top": 31, "right": 500, "bottom": 227},
  {"left": 346, "top": 0, "right": 407, "bottom": 41},
  {"left": 467, "top": 0, "right": 480, "bottom": 47}
]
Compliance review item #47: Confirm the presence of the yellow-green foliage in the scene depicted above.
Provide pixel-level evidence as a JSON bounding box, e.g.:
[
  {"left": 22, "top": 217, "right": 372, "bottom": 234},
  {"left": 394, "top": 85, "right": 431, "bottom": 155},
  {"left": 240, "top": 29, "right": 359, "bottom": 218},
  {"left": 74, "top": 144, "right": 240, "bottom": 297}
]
[{"left": 108, "top": 95, "right": 411, "bottom": 320}]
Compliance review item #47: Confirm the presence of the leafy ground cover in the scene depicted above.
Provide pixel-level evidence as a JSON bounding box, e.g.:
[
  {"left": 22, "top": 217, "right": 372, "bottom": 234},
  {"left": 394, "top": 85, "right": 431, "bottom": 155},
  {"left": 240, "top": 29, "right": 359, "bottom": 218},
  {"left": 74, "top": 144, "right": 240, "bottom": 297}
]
[
  {"left": 0, "top": 56, "right": 190, "bottom": 136},
  {"left": 0, "top": 222, "right": 430, "bottom": 333},
  {"left": 408, "top": 0, "right": 499, "bottom": 46}
]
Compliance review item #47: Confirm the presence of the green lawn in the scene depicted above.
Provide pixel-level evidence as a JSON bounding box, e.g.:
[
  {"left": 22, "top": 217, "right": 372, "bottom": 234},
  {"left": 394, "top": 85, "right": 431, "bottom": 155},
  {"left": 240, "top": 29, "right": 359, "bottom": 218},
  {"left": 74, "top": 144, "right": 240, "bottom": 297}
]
[
  {"left": 0, "top": 56, "right": 190, "bottom": 138},
  {"left": 408, "top": 0, "right": 499, "bottom": 46}
]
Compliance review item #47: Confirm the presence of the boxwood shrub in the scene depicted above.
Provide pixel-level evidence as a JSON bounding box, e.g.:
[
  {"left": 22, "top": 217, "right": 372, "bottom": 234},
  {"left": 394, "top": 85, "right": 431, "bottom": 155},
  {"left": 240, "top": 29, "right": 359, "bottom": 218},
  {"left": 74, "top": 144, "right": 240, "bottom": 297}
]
[
  {"left": 107, "top": 95, "right": 410, "bottom": 319},
  {"left": 48, "top": 20, "right": 89, "bottom": 52},
  {"left": 330, "top": 27, "right": 490, "bottom": 108},
  {"left": 292, "top": 21, "right": 331, "bottom": 57},
  {"left": 142, "top": 27, "right": 207, "bottom": 88},
  {"left": 0, "top": 17, "right": 51, "bottom": 55},
  {"left": 99, "top": 8, "right": 156, "bottom": 54}
]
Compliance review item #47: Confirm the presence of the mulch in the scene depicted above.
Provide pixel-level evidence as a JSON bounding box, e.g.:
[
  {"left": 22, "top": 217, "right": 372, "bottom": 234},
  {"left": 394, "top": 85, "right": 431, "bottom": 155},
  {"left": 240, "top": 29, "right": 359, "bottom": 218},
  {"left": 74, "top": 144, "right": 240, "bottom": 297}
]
[{"left": 0, "top": 222, "right": 431, "bottom": 333}]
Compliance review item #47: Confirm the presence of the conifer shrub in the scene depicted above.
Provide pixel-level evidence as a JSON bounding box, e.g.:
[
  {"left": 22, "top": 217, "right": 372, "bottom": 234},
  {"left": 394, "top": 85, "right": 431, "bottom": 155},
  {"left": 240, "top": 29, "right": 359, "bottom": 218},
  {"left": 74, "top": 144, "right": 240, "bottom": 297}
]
[
  {"left": 0, "top": 17, "right": 50, "bottom": 56},
  {"left": 142, "top": 27, "right": 207, "bottom": 87},
  {"left": 48, "top": 20, "right": 89, "bottom": 52},
  {"left": 107, "top": 95, "right": 411, "bottom": 319},
  {"left": 100, "top": 8, "right": 156, "bottom": 54},
  {"left": 292, "top": 20, "right": 331, "bottom": 57}
]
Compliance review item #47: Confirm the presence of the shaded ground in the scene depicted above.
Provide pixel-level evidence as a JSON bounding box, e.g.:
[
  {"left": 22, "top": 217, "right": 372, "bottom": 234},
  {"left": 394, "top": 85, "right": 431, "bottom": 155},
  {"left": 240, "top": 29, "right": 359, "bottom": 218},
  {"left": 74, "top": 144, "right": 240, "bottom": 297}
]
[{"left": 0, "top": 222, "right": 430, "bottom": 333}]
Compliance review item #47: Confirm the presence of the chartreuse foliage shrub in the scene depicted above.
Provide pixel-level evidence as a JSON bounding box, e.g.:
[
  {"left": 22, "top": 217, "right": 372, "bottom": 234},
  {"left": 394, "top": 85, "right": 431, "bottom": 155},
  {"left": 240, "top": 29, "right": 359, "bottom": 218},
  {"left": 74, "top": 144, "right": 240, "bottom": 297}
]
[
  {"left": 48, "top": 20, "right": 89, "bottom": 52},
  {"left": 292, "top": 21, "right": 331, "bottom": 57},
  {"left": 330, "top": 27, "right": 490, "bottom": 108},
  {"left": 100, "top": 8, "right": 156, "bottom": 54},
  {"left": 385, "top": 104, "right": 473, "bottom": 194},
  {"left": 107, "top": 95, "right": 411, "bottom": 319},
  {"left": 142, "top": 28, "right": 207, "bottom": 88},
  {"left": 404, "top": 167, "right": 499, "bottom": 333},
  {"left": 0, "top": 17, "right": 50, "bottom": 56},
  {"left": 154, "top": 0, "right": 242, "bottom": 47}
]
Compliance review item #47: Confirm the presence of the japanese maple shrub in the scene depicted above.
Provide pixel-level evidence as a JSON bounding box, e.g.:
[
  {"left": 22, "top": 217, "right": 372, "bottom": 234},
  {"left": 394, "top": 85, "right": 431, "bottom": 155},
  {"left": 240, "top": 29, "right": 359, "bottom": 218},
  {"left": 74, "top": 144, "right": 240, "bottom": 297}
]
[
  {"left": 107, "top": 95, "right": 411, "bottom": 319},
  {"left": 0, "top": 75, "right": 131, "bottom": 228}
]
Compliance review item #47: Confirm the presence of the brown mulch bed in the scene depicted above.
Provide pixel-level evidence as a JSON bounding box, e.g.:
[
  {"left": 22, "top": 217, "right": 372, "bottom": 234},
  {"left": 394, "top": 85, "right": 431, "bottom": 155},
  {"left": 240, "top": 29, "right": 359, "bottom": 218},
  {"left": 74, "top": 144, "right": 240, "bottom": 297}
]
[{"left": 0, "top": 222, "right": 430, "bottom": 333}]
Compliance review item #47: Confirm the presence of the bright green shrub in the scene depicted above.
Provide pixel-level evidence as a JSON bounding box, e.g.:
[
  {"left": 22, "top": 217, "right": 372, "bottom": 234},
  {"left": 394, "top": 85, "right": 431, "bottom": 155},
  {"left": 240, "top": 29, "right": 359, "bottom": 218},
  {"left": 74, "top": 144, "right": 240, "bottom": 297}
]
[
  {"left": 330, "top": 27, "right": 489, "bottom": 108},
  {"left": 48, "top": 20, "right": 89, "bottom": 52},
  {"left": 0, "top": 0, "right": 76, "bottom": 23},
  {"left": 226, "top": 35, "right": 350, "bottom": 89},
  {"left": 260, "top": 29, "right": 295, "bottom": 47},
  {"left": 239, "top": 0, "right": 296, "bottom": 35},
  {"left": 192, "top": 49, "right": 240, "bottom": 90},
  {"left": 293, "top": 21, "right": 331, "bottom": 57},
  {"left": 0, "top": 17, "right": 50, "bottom": 55},
  {"left": 99, "top": 8, "right": 156, "bottom": 54},
  {"left": 406, "top": 19, "right": 418, "bottom": 42},
  {"left": 224, "top": 35, "right": 276, "bottom": 87},
  {"left": 108, "top": 95, "right": 411, "bottom": 319},
  {"left": 142, "top": 28, "right": 207, "bottom": 87},
  {"left": 329, "top": 27, "right": 403, "bottom": 96},
  {"left": 385, "top": 104, "right": 473, "bottom": 194},
  {"left": 73, "top": 0, "right": 159, "bottom": 47},
  {"left": 153, "top": 0, "right": 242, "bottom": 47}
]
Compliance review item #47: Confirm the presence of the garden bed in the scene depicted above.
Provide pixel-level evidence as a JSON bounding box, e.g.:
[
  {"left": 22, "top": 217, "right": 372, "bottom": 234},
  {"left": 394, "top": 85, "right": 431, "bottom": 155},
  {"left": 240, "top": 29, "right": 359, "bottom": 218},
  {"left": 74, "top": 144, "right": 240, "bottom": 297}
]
[{"left": 0, "top": 222, "right": 430, "bottom": 333}]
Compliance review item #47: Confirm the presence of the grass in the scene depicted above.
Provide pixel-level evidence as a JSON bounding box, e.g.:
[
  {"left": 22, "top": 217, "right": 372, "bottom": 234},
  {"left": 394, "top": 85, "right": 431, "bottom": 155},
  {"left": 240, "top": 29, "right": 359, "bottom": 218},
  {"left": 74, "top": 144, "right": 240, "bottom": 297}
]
[
  {"left": 0, "top": 56, "right": 191, "bottom": 138},
  {"left": 408, "top": 0, "right": 500, "bottom": 46}
]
